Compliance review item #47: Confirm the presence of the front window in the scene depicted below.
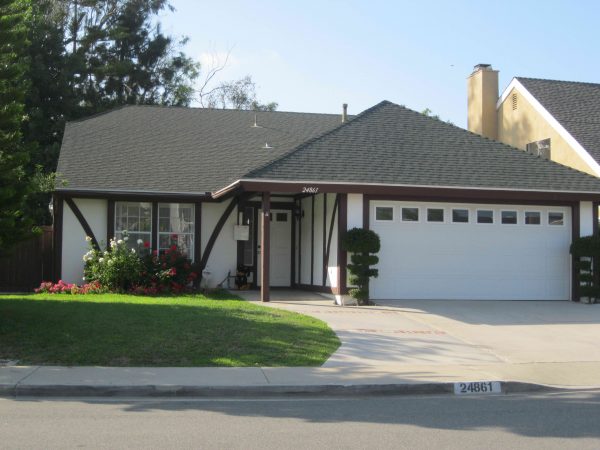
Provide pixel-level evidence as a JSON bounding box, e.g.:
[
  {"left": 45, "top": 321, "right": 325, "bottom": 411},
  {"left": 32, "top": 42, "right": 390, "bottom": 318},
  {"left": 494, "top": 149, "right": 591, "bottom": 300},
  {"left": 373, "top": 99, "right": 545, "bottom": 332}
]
[
  {"left": 115, "top": 202, "right": 152, "bottom": 247},
  {"left": 158, "top": 203, "right": 195, "bottom": 261}
]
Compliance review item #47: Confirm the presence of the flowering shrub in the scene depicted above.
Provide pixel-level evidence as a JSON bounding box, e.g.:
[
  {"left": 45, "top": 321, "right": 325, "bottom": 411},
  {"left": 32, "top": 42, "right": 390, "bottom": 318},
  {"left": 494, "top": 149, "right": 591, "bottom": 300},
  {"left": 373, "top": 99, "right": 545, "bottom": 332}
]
[
  {"left": 83, "top": 233, "right": 143, "bottom": 292},
  {"left": 35, "top": 280, "right": 104, "bottom": 295},
  {"left": 82, "top": 232, "right": 197, "bottom": 294}
]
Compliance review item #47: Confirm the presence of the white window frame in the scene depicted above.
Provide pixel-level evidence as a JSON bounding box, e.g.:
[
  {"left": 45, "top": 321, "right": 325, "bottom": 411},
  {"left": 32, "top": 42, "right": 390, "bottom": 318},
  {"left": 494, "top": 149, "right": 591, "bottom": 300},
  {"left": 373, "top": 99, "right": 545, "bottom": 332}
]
[
  {"left": 501, "top": 210, "right": 518, "bottom": 225},
  {"left": 548, "top": 211, "right": 565, "bottom": 226},
  {"left": 524, "top": 211, "right": 542, "bottom": 226},
  {"left": 114, "top": 201, "right": 153, "bottom": 246},
  {"left": 401, "top": 207, "right": 420, "bottom": 223},
  {"left": 374, "top": 206, "right": 394, "bottom": 222},
  {"left": 451, "top": 208, "right": 470, "bottom": 224},
  {"left": 426, "top": 207, "right": 445, "bottom": 223},
  {"left": 476, "top": 209, "right": 494, "bottom": 225},
  {"left": 158, "top": 203, "right": 195, "bottom": 261}
]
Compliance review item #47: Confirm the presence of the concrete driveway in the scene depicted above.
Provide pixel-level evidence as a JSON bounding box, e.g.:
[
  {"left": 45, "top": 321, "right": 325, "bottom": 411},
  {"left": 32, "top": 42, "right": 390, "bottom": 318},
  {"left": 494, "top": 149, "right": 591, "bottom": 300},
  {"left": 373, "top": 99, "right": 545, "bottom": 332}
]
[{"left": 239, "top": 291, "right": 600, "bottom": 370}]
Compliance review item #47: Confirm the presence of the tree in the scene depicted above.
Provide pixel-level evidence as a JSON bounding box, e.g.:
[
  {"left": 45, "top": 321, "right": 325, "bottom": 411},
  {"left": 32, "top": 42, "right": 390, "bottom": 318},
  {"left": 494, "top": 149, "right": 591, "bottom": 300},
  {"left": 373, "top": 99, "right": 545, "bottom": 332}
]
[
  {"left": 341, "top": 228, "right": 381, "bottom": 305},
  {"left": 0, "top": 0, "right": 36, "bottom": 254}
]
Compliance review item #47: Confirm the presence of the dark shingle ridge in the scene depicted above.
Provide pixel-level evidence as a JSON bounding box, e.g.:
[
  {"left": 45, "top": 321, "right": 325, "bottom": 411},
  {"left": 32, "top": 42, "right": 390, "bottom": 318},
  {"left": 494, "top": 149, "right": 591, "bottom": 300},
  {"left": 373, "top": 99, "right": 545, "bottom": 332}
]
[
  {"left": 516, "top": 76, "right": 600, "bottom": 88},
  {"left": 245, "top": 100, "right": 600, "bottom": 192},
  {"left": 243, "top": 100, "right": 392, "bottom": 179}
]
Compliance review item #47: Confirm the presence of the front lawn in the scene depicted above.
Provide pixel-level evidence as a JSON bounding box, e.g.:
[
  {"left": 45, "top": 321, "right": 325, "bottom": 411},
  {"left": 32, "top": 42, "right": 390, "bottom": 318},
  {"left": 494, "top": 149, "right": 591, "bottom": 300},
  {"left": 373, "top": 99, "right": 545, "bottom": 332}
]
[{"left": 0, "top": 291, "right": 340, "bottom": 367}]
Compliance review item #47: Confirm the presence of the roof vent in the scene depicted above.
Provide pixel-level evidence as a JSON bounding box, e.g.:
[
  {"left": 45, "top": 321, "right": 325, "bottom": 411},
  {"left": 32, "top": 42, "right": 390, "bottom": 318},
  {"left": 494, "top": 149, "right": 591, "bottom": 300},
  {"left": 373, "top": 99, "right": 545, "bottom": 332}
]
[
  {"left": 252, "top": 113, "right": 261, "bottom": 128},
  {"left": 342, "top": 103, "right": 348, "bottom": 123},
  {"left": 512, "top": 93, "right": 518, "bottom": 110},
  {"left": 263, "top": 142, "right": 272, "bottom": 149}
]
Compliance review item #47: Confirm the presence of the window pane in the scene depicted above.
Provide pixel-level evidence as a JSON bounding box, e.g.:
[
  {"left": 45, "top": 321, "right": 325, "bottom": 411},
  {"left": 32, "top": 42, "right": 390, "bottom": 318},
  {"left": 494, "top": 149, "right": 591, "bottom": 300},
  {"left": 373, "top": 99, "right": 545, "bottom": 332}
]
[
  {"left": 502, "top": 211, "right": 518, "bottom": 224},
  {"left": 402, "top": 208, "right": 419, "bottom": 222},
  {"left": 525, "top": 212, "right": 541, "bottom": 225},
  {"left": 477, "top": 210, "right": 493, "bottom": 224},
  {"left": 549, "top": 212, "right": 564, "bottom": 226},
  {"left": 452, "top": 209, "right": 469, "bottom": 223},
  {"left": 427, "top": 208, "right": 444, "bottom": 222},
  {"left": 276, "top": 212, "right": 288, "bottom": 222},
  {"left": 375, "top": 207, "right": 393, "bottom": 221},
  {"left": 158, "top": 203, "right": 195, "bottom": 261}
]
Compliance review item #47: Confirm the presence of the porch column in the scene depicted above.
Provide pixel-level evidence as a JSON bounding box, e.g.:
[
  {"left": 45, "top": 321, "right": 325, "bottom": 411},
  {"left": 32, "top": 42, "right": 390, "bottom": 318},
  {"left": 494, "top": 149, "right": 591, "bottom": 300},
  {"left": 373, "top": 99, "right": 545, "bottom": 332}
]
[{"left": 261, "top": 192, "right": 271, "bottom": 302}]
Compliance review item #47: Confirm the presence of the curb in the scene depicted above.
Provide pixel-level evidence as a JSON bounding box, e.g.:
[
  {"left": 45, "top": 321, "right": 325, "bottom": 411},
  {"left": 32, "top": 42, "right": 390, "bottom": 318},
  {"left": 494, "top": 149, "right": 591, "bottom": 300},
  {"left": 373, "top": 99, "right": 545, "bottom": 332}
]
[{"left": 0, "top": 381, "right": 582, "bottom": 399}]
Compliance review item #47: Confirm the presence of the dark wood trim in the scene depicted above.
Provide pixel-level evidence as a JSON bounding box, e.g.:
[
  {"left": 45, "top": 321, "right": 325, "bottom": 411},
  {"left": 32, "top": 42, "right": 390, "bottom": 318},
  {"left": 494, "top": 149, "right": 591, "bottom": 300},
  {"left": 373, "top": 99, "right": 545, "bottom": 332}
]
[
  {"left": 337, "top": 194, "right": 348, "bottom": 295},
  {"left": 324, "top": 194, "right": 340, "bottom": 287},
  {"left": 240, "top": 201, "right": 296, "bottom": 210},
  {"left": 151, "top": 202, "right": 158, "bottom": 254},
  {"left": 53, "top": 194, "right": 63, "bottom": 282},
  {"left": 296, "top": 283, "right": 341, "bottom": 295},
  {"left": 363, "top": 194, "right": 370, "bottom": 229},
  {"left": 297, "top": 198, "right": 302, "bottom": 285},
  {"left": 261, "top": 192, "right": 271, "bottom": 302},
  {"left": 572, "top": 203, "right": 580, "bottom": 302},
  {"left": 64, "top": 197, "right": 100, "bottom": 251},
  {"left": 593, "top": 202, "right": 599, "bottom": 236},
  {"left": 200, "top": 197, "right": 240, "bottom": 271},
  {"left": 237, "top": 181, "right": 600, "bottom": 202},
  {"left": 310, "top": 195, "right": 315, "bottom": 285},
  {"left": 194, "top": 202, "right": 202, "bottom": 264},
  {"left": 56, "top": 189, "right": 213, "bottom": 202},
  {"left": 322, "top": 194, "right": 327, "bottom": 286},
  {"left": 107, "top": 199, "right": 115, "bottom": 244}
]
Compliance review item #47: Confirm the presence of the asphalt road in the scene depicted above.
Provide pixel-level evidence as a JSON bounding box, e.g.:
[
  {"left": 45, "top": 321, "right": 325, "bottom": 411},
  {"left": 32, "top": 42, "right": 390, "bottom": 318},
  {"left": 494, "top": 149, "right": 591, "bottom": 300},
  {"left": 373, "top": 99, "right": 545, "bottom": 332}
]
[{"left": 2, "top": 391, "right": 600, "bottom": 449}]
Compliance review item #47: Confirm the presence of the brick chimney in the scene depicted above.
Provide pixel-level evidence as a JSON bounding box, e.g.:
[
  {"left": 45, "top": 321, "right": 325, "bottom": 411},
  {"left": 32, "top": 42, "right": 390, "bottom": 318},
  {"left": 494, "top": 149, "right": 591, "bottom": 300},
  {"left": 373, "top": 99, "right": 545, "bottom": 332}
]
[{"left": 467, "top": 64, "right": 498, "bottom": 140}]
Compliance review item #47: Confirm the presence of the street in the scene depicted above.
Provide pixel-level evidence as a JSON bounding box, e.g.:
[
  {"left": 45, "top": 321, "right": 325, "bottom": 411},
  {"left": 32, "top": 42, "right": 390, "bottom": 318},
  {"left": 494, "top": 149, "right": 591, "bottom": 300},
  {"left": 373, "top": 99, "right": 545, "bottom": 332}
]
[{"left": 2, "top": 391, "right": 600, "bottom": 449}]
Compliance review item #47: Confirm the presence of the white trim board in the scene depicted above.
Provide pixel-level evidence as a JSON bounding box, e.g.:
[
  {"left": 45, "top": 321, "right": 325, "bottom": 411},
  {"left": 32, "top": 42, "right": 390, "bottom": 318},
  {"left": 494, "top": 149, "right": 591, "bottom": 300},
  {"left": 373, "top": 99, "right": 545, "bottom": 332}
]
[{"left": 497, "top": 78, "right": 600, "bottom": 177}]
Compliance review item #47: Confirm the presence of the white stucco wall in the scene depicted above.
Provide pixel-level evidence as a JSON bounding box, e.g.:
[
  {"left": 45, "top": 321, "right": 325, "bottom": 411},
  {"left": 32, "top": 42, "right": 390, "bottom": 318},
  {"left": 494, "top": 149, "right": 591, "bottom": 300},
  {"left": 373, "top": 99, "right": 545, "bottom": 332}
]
[
  {"left": 61, "top": 198, "right": 107, "bottom": 284},
  {"left": 312, "top": 194, "right": 324, "bottom": 286},
  {"left": 299, "top": 196, "right": 312, "bottom": 285},
  {"left": 347, "top": 193, "right": 364, "bottom": 229},
  {"left": 201, "top": 201, "right": 238, "bottom": 288},
  {"left": 580, "top": 201, "right": 594, "bottom": 237}
]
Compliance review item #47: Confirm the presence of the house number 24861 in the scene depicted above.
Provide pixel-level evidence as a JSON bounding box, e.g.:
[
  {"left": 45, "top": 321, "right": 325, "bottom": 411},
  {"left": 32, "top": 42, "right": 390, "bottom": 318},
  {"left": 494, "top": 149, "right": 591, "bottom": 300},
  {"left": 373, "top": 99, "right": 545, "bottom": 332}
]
[{"left": 302, "top": 186, "right": 319, "bottom": 194}]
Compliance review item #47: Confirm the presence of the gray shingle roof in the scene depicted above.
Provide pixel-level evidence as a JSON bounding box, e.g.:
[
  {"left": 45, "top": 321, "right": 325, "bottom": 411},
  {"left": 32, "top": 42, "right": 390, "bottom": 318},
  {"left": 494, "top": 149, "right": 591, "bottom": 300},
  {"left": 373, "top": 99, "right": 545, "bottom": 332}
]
[
  {"left": 57, "top": 106, "right": 345, "bottom": 193},
  {"left": 517, "top": 77, "right": 600, "bottom": 163},
  {"left": 245, "top": 101, "right": 600, "bottom": 193}
]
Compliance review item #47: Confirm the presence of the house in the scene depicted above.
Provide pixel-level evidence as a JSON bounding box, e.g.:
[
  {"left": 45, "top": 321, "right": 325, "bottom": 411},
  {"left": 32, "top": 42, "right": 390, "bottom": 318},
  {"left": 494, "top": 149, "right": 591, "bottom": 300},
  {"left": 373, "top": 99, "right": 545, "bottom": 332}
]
[
  {"left": 467, "top": 64, "right": 600, "bottom": 177},
  {"left": 54, "top": 101, "right": 600, "bottom": 302}
]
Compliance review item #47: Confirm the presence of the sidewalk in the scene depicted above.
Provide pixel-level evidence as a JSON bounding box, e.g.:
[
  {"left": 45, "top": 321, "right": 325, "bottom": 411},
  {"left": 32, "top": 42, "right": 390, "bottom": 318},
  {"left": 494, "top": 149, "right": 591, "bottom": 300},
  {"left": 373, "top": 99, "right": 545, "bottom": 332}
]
[{"left": 2, "top": 361, "right": 600, "bottom": 398}]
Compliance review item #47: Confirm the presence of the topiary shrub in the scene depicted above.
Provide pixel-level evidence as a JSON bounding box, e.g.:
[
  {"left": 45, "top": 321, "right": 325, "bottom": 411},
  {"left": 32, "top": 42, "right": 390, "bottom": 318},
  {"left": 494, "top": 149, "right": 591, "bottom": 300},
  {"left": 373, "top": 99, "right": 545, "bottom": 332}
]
[
  {"left": 570, "top": 235, "right": 600, "bottom": 304},
  {"left": 341, "top": 227, "right": 381, "bottom": 305}
]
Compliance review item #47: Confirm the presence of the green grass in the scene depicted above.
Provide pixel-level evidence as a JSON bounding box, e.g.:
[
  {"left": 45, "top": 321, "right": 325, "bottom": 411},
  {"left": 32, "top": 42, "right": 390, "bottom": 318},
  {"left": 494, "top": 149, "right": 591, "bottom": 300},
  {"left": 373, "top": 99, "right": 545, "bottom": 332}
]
[{"left": 0, "top": 291, "right": 340, "bottom": 367}]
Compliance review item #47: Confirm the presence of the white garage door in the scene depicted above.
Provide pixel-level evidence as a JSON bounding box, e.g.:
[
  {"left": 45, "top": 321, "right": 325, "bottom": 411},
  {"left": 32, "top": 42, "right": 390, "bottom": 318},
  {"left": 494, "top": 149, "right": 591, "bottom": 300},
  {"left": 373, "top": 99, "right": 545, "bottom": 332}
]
[{"left": 370, "top": 201, "right": 572, "bottom": 301}]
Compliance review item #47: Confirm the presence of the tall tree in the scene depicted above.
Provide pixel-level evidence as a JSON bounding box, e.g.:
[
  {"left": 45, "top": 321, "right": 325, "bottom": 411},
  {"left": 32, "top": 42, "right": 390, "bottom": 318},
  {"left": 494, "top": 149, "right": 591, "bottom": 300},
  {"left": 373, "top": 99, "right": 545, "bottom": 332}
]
[
  {"left": 199, "top": 74, "right": 278, "bottom": 111},
  {"left": 0, "top": 0, "right": 35, "bottom": 253}
]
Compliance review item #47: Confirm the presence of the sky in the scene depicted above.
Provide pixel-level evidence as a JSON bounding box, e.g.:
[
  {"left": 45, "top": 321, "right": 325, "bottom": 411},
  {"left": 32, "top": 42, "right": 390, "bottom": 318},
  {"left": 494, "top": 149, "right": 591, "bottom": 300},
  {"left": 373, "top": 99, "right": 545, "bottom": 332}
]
[{"left": 160, "top": 0, "right": 600, "bottom": 127}]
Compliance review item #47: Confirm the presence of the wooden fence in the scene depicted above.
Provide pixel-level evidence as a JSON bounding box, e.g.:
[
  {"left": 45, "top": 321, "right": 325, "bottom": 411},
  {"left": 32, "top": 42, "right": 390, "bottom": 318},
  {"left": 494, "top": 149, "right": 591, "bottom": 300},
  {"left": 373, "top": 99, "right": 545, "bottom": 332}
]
[{"left": 0, "top": 226, "right": 53, "bottom": 292}]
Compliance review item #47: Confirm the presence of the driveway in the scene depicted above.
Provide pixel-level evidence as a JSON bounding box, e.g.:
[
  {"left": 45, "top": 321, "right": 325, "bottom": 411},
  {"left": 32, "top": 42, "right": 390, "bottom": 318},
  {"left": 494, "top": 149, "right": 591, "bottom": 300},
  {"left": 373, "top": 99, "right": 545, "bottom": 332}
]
[{"left": 239, "top": 291, "right": 600, "bottom": 369}]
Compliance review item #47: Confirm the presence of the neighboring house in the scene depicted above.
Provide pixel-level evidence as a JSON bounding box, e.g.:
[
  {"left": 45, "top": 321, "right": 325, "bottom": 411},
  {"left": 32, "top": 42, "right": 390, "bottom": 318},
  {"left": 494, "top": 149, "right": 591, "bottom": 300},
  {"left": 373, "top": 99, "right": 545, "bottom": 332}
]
[
  {"left": 467, "top": 64, "right": 600, "bottom": 177},
  {"left": 55, "top": 101, "right": 600, "bottom": 302}
]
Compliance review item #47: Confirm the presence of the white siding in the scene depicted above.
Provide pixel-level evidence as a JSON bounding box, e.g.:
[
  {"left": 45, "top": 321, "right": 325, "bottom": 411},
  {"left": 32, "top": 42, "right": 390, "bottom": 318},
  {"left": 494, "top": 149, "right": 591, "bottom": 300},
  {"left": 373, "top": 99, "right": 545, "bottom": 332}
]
[
  {"left": 201, "top": 202, "right": 238, "bottom": 288},
  {"left": 61, "top": 198, "right": 107, "bottom": 284},
  {"left": 312, "top": 194, "right": 324, "bottom": 286},
  {"left": 347, "top": 193, "right": 363, "bottom": 229},
  {"left": 325, "top": 193, "right": 338, "bottom": 288},
  {"left": 580, "top": 201, "right": 594, "bottom": 236}
]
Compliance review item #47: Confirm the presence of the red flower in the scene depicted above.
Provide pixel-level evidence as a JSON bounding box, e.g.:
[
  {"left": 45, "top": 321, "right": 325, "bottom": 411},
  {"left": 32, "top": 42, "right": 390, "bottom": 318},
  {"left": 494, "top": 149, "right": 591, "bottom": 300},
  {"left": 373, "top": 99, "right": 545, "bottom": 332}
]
[
  {"left": 171, "top": 234, "right": 178, "bottom": 239},
  {"left": 170, "top": 244, "right": 177, "bottom": 251},
  {"left": 152, "top": 250, "right": 158, "bottom": 256},
  {"left": 143, "top": 241, "right": 150, "bottom": 248}
]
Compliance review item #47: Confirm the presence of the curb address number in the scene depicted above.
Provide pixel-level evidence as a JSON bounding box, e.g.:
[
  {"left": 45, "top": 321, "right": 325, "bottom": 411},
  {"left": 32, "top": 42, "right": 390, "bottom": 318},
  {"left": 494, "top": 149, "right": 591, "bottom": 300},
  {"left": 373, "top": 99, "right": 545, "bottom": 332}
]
[{"left": 454, "top": 381, "right": 501, "bottom": 395}]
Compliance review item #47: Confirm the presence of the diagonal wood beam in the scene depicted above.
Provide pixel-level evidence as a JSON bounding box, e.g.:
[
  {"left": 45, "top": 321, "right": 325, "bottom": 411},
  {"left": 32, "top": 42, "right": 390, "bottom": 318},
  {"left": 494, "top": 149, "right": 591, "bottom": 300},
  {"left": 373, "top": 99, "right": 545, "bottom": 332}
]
[
  {"left": 199, "top": 196, "right": 240, "bottom": 271},
  {"left": 64, "top": 197, "right": 100, "bottom": 251},
  {"left": 324, "top": 194, "right": 340, "bottom": 282}
]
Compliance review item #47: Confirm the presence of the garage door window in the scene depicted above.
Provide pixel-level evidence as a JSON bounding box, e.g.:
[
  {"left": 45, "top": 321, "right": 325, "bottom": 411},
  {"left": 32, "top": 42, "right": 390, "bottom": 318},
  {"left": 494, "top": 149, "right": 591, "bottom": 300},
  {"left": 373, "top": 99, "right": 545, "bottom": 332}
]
[
  {"left": 549, "top": 212, "right": 564, "bottom": 226},
  {"left": 375, "top": 206, "right": 394, "bottom": 221},
  {"left": 501, "top": 211, "right": 518, "bottom": 224},
  {"left": 525, "top": 211, "right": 541, "bottom": 225},
  {"left": 402, "top": 207, "right": 419, "bottom": 222},
  {"left": 477, "top": 210, "right": 494, "bottom": 224},
  {"left": 452, "top": 209, "right": 469, "bottom": 223},
  {"left": 427, "top": 208, "right": 444, "bottom": 222}
]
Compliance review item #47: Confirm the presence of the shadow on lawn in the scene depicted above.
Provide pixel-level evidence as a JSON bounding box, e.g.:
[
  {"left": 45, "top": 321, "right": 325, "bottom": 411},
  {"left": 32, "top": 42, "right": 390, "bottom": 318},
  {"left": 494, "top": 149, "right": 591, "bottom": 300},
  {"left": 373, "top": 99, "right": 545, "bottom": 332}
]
[{"left": 0, "top": 297, "right": 339, "bottom": 367}]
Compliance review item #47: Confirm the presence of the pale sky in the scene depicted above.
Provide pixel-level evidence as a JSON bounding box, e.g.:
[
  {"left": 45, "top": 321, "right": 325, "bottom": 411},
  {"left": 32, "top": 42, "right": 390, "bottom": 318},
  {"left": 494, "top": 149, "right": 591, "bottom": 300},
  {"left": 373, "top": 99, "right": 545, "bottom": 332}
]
[{"left": 161, "top": 0, "right": 600, "bottom": 127}]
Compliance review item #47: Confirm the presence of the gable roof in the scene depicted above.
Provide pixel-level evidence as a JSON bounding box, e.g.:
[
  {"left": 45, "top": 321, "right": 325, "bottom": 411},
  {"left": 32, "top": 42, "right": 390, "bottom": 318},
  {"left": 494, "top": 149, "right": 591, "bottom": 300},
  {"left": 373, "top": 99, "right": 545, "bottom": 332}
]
[
  {"left": 245, "top": 101, "right": 600, "bottom": 193},
  {"left": 56, "top": 106, "right": 346, "bottom": 194},
  {"left": 516, "top": 77, "right": 600, "bottom": 164}
]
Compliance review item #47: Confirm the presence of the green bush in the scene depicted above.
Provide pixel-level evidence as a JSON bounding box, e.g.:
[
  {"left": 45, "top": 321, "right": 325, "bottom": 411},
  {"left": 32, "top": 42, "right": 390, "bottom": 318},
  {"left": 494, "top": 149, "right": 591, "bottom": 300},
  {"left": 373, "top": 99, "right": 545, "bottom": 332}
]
[
  {"left": 341, "top": 228, "right": 381, "bottom": 305},
  {"left": 570, "top": 235, "right": 600, "bottom": 303}
]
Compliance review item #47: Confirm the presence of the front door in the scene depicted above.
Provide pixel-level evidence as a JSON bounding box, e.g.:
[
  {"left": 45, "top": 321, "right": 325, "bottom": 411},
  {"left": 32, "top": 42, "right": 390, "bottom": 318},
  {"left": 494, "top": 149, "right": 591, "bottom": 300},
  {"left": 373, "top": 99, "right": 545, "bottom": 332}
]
[{"left": 257, "top": 209, "right": 292, "bottom": 287}]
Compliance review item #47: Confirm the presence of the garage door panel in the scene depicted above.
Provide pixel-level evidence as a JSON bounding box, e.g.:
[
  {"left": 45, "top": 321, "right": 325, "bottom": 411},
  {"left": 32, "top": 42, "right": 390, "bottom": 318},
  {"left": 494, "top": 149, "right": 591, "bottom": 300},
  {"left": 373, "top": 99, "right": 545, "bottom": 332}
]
[{"left": 371, "top": 202, "right": 571, "bottom": 301}]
